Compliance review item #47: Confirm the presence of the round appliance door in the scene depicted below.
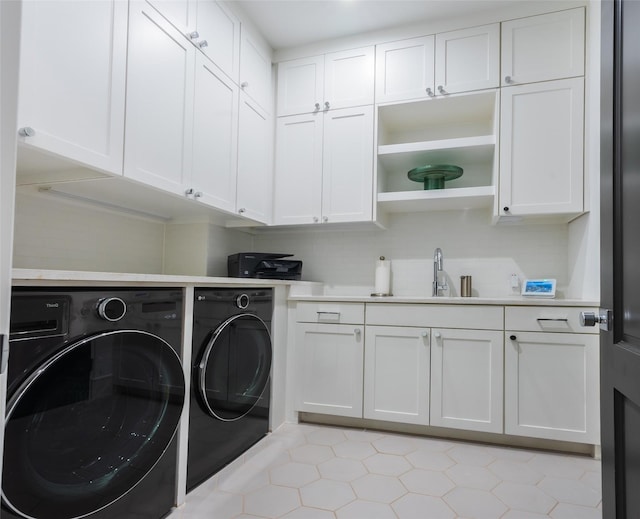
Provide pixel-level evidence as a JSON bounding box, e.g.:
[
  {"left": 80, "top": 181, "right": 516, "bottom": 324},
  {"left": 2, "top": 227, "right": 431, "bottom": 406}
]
[
  {"left": 198, "top": 314, "right": 271, "bottom": 421},
  {"left": 2, "top": 330, "right": 185, "bottom": 519}
]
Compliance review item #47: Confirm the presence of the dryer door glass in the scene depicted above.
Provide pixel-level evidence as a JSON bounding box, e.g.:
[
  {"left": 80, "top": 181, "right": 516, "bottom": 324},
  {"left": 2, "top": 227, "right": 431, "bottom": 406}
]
[
  {"left": 198, "top": 314, "right": 272, "bottom": 421},
  {"left": 2, "top": 330, "right": 185, "bottom": 519}
]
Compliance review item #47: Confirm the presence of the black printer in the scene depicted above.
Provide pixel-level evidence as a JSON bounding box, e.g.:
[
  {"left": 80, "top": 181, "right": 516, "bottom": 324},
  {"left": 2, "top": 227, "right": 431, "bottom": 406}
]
[{"left": 227, "top": 253, "right": 303, "bottom": 280}]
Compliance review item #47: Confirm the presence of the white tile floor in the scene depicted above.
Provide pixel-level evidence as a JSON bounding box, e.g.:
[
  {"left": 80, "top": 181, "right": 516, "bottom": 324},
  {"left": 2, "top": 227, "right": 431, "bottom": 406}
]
[{"left": 168, "top": 423, "right": 602, "bottom": 519}]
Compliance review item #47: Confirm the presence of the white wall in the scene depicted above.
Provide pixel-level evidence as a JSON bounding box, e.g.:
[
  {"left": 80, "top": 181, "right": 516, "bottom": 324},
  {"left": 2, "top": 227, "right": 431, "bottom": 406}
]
[
  {"left": 13, "top": 191, "right": 166, "bottom": 273},
  {"left": 253, "top": 209, "right": 570, "bottom": 298}
]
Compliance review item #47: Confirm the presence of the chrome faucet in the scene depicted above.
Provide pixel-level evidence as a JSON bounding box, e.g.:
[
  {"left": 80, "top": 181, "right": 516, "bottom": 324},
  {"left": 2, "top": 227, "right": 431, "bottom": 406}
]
[{"left": 432, "top": 248, "right": 448, "bottom": 296}]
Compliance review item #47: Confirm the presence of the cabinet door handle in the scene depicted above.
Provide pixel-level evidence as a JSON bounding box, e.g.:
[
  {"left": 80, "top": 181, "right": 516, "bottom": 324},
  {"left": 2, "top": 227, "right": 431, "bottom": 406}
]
[
  {"left": 437, "top": 85, "right": 446, "bottom": 94},
  {"left": 187, "top": 31, "right": 200, "bottom": 40},
  {"left": 322, "top": 216, "right": 328, "bottom": 223},
  {"left": 536, "top": 318, "right": 568, "bottom": 322},
  {"left": 241, "top": 81, "right": 249, "bottom": 89},
  {"left": 434, "top": 332, "right": 441, "bottom": 339},
  {"left": 198, "top": 40, "right": 209, "bottom": 49},
  {"left": 425, "top": 87, "right": 434, "bottom": 97},
  {"left": 317, "top": 311, "right": 340, "bottom": 322},
  {"left": 505, "top": 75, "right": 513, "bottom": 84},
  {"left": 18, "top": 127, "right": 35, "bottom": 137},
  {"left": 314, "top": 103, "right": 320, "bottom": 111},
  {"left": 313, "top": 216, "right": 319, "bottom": 223},
  {"left": 194, "top": 191, "right": 203, "bottom": 198},
  {"left": 354, "top": 328, "right": 361, "bottom": 337},
  {"left": 509, "top": 335, "right": 517, "bottom": 341},
  {"left": 324, "top": 101, "right": 330, "bottom": 110},
  {"left": 421, "top": 331, "right": 428, "bottom": 337},
  {"left": 238, "top": 207, "right": 246, "bottom": 214}
]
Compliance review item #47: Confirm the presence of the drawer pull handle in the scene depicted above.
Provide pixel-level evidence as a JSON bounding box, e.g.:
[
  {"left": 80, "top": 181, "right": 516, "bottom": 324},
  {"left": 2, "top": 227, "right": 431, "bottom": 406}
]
[
  {"left": 536, "top": 318, "right": 568, "bottom": 322},
  {"left": 317, "top": 311, "right": 340, "bottom": 321}
]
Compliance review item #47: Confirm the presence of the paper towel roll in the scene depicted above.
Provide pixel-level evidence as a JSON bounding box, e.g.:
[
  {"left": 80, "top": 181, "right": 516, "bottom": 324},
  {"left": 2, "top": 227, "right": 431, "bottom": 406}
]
[{"left": 374, "top": 257, "right": 391, "bottom": 295}]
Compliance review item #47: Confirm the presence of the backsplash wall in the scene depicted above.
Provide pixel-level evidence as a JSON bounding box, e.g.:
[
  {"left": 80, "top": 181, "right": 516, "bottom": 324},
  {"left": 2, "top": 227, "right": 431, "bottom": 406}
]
[{"left": 253, "top": 209, "right": 570, "bottom": 298}]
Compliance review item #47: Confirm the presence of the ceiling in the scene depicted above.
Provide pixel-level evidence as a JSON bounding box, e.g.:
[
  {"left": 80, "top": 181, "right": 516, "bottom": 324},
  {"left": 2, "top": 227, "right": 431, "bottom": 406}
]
[{"left": 233, "top": 0, "right": 538, "bottom": 50}]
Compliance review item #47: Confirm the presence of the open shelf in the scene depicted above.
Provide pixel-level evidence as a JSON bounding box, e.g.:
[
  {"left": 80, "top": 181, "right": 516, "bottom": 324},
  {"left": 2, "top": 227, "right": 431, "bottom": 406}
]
[
  {"left": 375, "top": 89, "right": 499, "bottom": 213},
  {"left": 378, "top": 185, "right": 495, "bottom": 213}
]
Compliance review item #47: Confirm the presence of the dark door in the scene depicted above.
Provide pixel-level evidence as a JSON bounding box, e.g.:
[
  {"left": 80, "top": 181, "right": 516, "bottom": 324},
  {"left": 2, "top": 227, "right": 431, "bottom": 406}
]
[{"left": 600, "top": 0, "right": 640, "bottom": 516}]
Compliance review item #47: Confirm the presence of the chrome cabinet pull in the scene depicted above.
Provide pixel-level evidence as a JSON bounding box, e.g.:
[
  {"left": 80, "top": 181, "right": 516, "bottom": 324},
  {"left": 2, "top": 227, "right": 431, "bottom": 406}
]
[{"left": 536, "top": 318, "right": 568, "bottom": 322}]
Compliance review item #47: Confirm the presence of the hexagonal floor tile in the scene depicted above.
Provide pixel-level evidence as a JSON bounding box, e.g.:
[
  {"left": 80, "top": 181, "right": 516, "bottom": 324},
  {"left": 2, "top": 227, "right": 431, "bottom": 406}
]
[
  {"left": 290, "top": 444, "right": 334, "bottom": 464},
  {"left": 351, "top": 473, "right": 407, "bottom": 503},
  {"left": 306, "top": 427, "right": 348, "bottom": 446},
  {"left": 300, "top": 479, "right": 355, "bottom": 510},
  {"left": 332, "top": 440, "right": 377, "bottom": 460},
  {"left": 336, "top": 500, "right": 396, "bottom": 519},
  {"left": 538, "top": 477, "right": 601, "bottom": 507},
  {"left": 446, "top": 464, "right": 500, "bottom": 490},
  {"left": 527, "top": 453, "right": 587, "bottom": 480},
  {"left": 344, "top": 429, "right": 386, "bottom": 442},
  {"left": 244, "top": 485, "right": 300, "bottom": 518},
  {"left": 269, "top": 461, "right": 320, "bottom": 488},
  {"left": 372, "top": 435, "right": 418, "bottom": 455},
  {"left": 318, "top": 457, "right": 367, "bottom": 481},
  {"left": 400, "top": 468, "right": 455, "bottom": 497},
  {"left": 550, "top": 503, "right": 603, "bottom": 519},
  {"left": 364, "top": 453, "right": 412, "bottom": 476},
  {"left": 493, "top": 481, "right": 557, "bottom": 515},
  {"left": 281, "top": 506, "right": 336, "bottom": 519},
  {"left": 448, "top": 445, "right": 496, "bottom": 466},
  {"left": 489, "top": 459, "right": 544, "bottom": 485},
  {"left": 392, "top": 493, "right": 456, "bottom": 519},
  {"left": 444, "top": 487, "right": 508, "bottom": 518},
  {"left": 406, "top": 450, "right": 455, "bottom": 471}
]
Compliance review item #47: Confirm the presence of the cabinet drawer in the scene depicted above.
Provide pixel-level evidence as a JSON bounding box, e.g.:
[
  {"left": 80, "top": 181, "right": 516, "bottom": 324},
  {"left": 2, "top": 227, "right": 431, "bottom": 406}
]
[
  {"left": 505, "top": 306, "right": 599, "bottom": 334},
  {"left": 296, "top": 302, "right": 365, "bottom": 324},
  {"left": 366, "top": 304, "right": 502, "bottom": 330}
]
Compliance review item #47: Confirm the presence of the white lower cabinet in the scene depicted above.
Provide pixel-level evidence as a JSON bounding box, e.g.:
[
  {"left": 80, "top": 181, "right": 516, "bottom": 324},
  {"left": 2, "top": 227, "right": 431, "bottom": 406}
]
[
  {"left": 296, "top": 323, "right": 364, "bottom": 418},
  {"left": 363, "top": 326, "right": 430, "bottom": 425},
  {"left": 430, "top": 328, "right": 504, "bottom": 433},
  {"left": 504, "top": 330, "right": 600, "bottom": 443}
]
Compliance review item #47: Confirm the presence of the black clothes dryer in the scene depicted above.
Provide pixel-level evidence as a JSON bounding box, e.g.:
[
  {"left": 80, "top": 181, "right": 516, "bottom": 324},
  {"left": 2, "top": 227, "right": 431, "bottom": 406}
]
[
  {"left": 187, "top": 288, "right": 272, "bottom": 492},
  {"left": 3, "top": 288, "right": 186, "bottom": 519}
]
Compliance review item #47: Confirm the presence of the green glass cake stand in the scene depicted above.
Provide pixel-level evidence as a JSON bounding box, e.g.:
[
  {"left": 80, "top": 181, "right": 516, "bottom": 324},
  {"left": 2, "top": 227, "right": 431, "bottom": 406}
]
[{"left": 407, "top": 164, "right": 463, "bottom": 190}]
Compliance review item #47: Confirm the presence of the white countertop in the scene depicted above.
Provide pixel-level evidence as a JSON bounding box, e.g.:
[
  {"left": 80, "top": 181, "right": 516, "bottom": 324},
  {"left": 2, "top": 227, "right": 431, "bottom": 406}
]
[
  {"left": 11, "top": 268, "right": 322, "bottom": 292},
  {"left": 289, "top": 294, "right": 600, "bottom": 307}
]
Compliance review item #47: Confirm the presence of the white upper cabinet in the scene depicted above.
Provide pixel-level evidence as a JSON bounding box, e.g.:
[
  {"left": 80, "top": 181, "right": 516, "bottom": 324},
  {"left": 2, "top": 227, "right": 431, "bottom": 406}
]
[
  {"left": 375, "top": 24, "right": 499, "bottom": 104},
  {"left": 435, "top": 24, "right": 500, "bottom": 95},
  {"left": 194, "top": 1, "right": 240, "bottom": 81},
  {"left": 239, "top": 25, "right": 273, "bottom": 113},
  {"left": 147, "top": 0, "right": 240, "bottom": 81},
  {"left": 124, "top": 1, "right": 195, "bottom": 195},
  {"left": 277, "top": 47, "right": 374, "bottom": 117},
  {"left": 375, "top": 36, "right": 435, "bottom": 104},
  {"left": 190, "top": 53, "right": 239, "bottom": 213},
  {"left": 237, "top": 94, "right": 273, "bottom": 223},
  {"left": 499, "top": 77, "right": 584, "bottom": 218},
  {"left": 501, "top": 8, "right": 585, "bottom": 86},
  {"left": 17, "top": 0, "right": 127, "bottom": 175},
  {"left": 274, "top": 106, "right": 374, "bottom": 225}
]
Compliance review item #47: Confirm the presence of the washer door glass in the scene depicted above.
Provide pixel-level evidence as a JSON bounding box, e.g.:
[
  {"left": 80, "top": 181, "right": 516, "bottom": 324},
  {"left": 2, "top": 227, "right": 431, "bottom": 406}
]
[
  {"left": 198, "top": 314, "right": 271, "bottom": 421},
  {"left": 2, "top": 330, "right": 185, "bottom": 519}
]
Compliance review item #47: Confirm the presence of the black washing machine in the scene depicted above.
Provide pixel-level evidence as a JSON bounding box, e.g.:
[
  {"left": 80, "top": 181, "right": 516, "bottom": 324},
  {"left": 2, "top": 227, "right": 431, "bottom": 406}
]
[
  {"left": 187, "top": 288, "right": 272, "bottom": 492},
  {"left": 3, "top": 287, "right": 186, "bottom": 519}
]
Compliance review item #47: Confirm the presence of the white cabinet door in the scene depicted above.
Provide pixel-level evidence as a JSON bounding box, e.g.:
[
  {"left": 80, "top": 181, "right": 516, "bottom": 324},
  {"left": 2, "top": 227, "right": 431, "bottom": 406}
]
[
  {"left": 364, "top": 326, "right": 430, "bottom": 425},
  {"left": 18, "top": 0, "right": 127, "bottom": 175},
  {"left": 145, "top": 0, "right": 194, "bottom": 33},
  {"left": 505, "top": 331, "right": 600, "bottom": 444},
  {"left": 190, "top": 53, "right": 239, "bottom": 213},
  {"left": 501, "top": 7, "right": 585, "bottom": 86},
  {"left": 435, "top": 24, "right": 500, "bottom": 95},
  {"left": 277, "top": 55, "right": 324, "bottom": 117},
  {"left": 375, "top": 36, "right": 435, "bottom": 104},
  {"left": 240, "top": 25, "right": 273, "bottom": 113},
  {"left": 124, "top": 1, "right": 195, "bottom": 195},
  {"left": 321, "top": 106, "right": 374, "bottom": 223},
  {"left": 324, "top": 47, "right": 374, "bottom": 110},
  {"left": 499, "top": 77, "right": 584, "bottom": 217},
  {"left": 273, "top": 112, "right": 324, "bottom": 225},
  {"left": 195, "top": 1, "right": 240, "bottom": 81},
  {"left": 296, "top": 323, "right": 364, "bottom": 418},
  {"left": 430, "top": 328, "right": 504, "bottom": 433},
  {"left": 237, "top": 94, "right": 273, "bottom": 223}
]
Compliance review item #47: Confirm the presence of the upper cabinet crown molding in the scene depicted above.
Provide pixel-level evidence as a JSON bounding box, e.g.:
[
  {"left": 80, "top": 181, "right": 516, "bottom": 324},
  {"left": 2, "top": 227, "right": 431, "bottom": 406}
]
[
  {"left": 501, "top": 7, "right": 585, "bottom": 86},
  {"left": 17, "top": 0, "right": 128, "bottom": 176}
]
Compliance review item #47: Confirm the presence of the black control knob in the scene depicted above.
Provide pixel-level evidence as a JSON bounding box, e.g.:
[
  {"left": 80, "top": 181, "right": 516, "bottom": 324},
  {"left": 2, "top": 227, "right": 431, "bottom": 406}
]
[
  {"left": 503, "top": 207, "right": 510, "bottom": 212},
  {"left": 509, "top": 335, "right": 517, "bottom": 341},
  {"left": 97, "top": 297, "right": 127, "bottom": 322}
]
